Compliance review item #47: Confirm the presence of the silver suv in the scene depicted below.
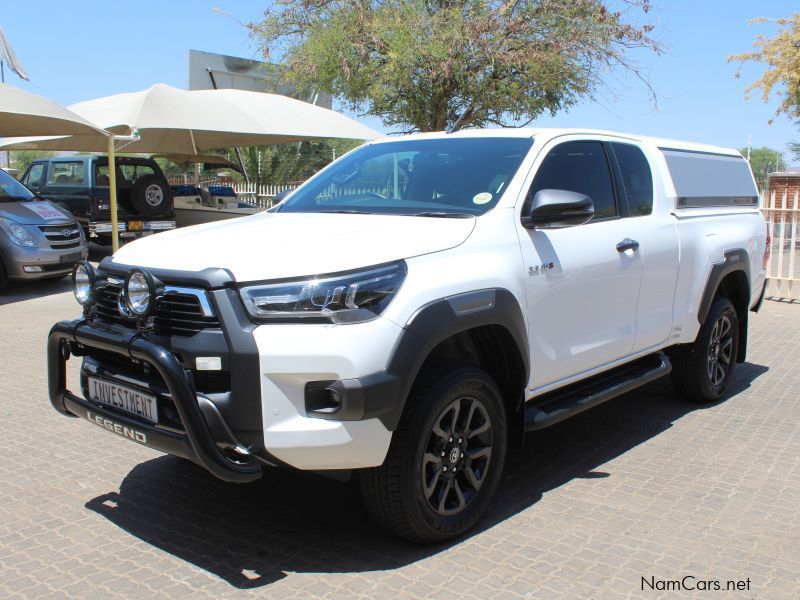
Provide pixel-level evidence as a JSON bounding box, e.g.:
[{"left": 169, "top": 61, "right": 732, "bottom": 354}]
[{"left": 0, "top": 168, "right": 88, "bottom": 288}]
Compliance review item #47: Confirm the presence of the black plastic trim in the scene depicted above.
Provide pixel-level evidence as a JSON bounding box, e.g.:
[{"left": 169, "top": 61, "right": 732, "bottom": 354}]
[
  {"left": 525, "top": 353, "right": 671, "bottom": 430},
  {"left": 751, "top": 279, "right": 767, "bottom": 313},
  {"left": 698, "top": 249, "right": 751, "bottom": 325},
  {"left": 677, "top": 196, "right": 758, "bottom": 208},
  {"left": 305, "top": 379, "right": 366, "bottom": 419},
  {"left": 48, "top": 319, "right": 262, "bottom": 483},
  {"left": 65, "top": 395, "right": 197, "bottom": 462},
  {"left": 310, "top": 289, "right": 529, "bottom": 431},
  {"left": 98, "top": 257, "right": 235, "bottom": 289},
  {"left": 208, "top": 288, "right": 265, "bottom": 436}
]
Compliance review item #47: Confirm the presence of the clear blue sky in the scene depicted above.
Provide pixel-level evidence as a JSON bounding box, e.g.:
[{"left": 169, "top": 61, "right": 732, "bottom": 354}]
[{"left": 2, "top": 0, "right": 798, "bottom": 164}]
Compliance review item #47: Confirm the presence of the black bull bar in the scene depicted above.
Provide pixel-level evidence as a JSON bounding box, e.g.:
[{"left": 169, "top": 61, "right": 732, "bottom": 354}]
[{"left": 48, "top": 319, "right": 262, "bottom": 483}]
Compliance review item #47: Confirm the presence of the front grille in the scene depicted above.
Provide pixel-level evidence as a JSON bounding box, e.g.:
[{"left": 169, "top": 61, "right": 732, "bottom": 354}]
[
  {"left": 95, "top": 279, "right": 220, "bottom": 336},
  {"left": 38, "top": 224, "right": 82, "bottom": 249}
]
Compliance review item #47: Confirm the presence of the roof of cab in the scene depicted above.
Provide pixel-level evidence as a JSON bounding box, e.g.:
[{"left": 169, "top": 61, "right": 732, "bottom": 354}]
[{"left": 370, "top": 127, "right": 742, "bottom": 158}]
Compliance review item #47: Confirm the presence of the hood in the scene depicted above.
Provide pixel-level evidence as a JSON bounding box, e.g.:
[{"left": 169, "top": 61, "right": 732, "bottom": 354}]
[
  {"left": 0, "top": 200, "right": 74, "bottom": 225},
  {"left": 111, "top": 212, "right": 476, "bottom": 282}
]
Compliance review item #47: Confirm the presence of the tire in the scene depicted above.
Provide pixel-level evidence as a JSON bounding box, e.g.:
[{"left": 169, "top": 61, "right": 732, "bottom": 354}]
[
  {"left": 671, "top": 296, "right": 739, "bottom": 403},
  {"left": 131, "top": 175, "right": 171, "bottom": 217},
  {"left": 0, "top": 259, "right": 7, "bottom": 290},
  {"left": 359, "top": 366, "right": 507, "bottom": 543}
]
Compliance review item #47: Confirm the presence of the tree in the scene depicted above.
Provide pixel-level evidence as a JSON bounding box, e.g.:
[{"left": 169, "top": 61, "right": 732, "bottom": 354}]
[
  {"left": 729, "top": 14, "right": 800, "bottom": 160},
  {"left": 247, "top": 0, "right": 660, "bottom": 133},
  {"left": 729, "top": 14, "right": 800, "bottom": 121},
  {"left": 10, "top": 150, "right": 54, "bottom": 174},
  {"left": 740, "top": 146, "right": 786, "bottom": 181},
  {"left": 232, "top": 139, "right": 361, "bottom": 185}
]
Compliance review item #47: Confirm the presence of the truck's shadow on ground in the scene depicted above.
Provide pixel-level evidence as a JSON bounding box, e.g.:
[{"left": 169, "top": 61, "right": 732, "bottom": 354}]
[{"left": 86, "top": 362, "right": 768, "bottom": 589}]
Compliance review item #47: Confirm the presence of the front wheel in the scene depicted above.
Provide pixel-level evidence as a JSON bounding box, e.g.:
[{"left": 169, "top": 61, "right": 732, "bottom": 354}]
[
  {"left": 359, "top": 366, "right": 507, "bottom": 543},
  {"left": 671, "top": 296, "right": 739, "bottom": 403}
]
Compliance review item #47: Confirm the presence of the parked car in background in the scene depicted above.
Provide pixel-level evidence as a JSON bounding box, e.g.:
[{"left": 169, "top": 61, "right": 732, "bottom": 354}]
[
  {"left": 0, "top": 166, "right": 87, "bottom": 288},
  {"left": 20, "top": 156, "right": 175, "bottom": 245}
]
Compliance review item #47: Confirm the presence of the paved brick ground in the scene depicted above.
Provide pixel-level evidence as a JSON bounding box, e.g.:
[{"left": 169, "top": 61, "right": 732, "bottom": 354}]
[{"left": 0, "top": 279, "right": 798, "bottom": 599}]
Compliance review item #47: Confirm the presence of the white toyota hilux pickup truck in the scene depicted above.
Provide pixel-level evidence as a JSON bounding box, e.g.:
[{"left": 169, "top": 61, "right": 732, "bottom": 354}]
[{"left": 48, "top": 128, "right": 768, "bottom": 542}]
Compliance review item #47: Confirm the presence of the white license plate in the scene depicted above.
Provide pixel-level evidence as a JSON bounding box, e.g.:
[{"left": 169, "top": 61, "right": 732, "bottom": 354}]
[{"left": 87, "top": 377, "right": 158, "bottom": 424}]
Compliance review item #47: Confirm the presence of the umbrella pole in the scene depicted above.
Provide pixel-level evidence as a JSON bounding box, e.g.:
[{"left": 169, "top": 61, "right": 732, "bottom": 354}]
[{"left": 107, "top": 136, "right": 119, "bottom": 252}]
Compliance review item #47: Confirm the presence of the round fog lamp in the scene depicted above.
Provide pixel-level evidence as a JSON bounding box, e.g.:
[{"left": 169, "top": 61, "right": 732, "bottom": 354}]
[
  {"left": 72, "top": 261, "right": 96, "bottom": 306},
  {"left": 124, "top": 270, "right": 154, "bottom": 317}
]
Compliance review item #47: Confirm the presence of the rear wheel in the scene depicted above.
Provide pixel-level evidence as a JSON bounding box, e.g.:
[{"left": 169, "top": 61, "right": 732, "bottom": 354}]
[
  {"left": 0, "top": 259, "right": 7, "bottom": 289},
  {"left": 671, "top": 296, "right": 739, "bottom": 403},
  {"left": 359, "top": 366, "right": 507, "bottom": 543}
]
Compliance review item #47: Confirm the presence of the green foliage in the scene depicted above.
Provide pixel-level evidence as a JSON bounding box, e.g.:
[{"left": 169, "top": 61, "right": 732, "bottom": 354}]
[
  {"left": 790, "top": 140, "right": 800, "bottom": 161},
  {"left": 740, "top": 146, "right": 786, "bottom": 180},
  {"left": 10, "top": 150, "right": 54, "bottom": 173},
  {"left": 234, "top": 139, "right": 362, "bottom": 184},
  {"left": 248, "top": 0, "right": 660, "bottom": 132},
  {"left": 729, "top": 14, "right": 800, "bottom": 120}
]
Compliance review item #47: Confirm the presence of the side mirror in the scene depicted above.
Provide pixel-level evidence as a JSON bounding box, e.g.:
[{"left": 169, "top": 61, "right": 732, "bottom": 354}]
[
  {"left": 272, "top": 188, "right": 293, "bottom": 203},
  {"left": 521, "top": 189, "right": 594, "bottom": 229}
]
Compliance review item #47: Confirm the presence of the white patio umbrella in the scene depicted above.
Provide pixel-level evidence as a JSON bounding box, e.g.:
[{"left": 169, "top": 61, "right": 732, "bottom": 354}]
[
  {"left": 0, "top": 84, "right": 137, "bottom": 250},
  {"left": 0, "top": 84, "right": 380, "bottom": 249},
  {"left": 0, "top": 83, "right": 380, "bottom": 152},
  {"left": 0, "top": 82, "right": 106, "bottom": 137}
]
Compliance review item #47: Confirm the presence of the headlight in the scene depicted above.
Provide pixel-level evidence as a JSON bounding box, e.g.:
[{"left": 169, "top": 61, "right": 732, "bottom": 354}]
[
  {"left": 72, "top": 261, "right": 96, "bottom": 306},
  {"left": 0, "top": 217, "right": 37, "bottom": 247},
  {"left": 119, "top": 269, "right": 157, "bottom": 318},
  {"left": 239, "top": 261, "right": 407, "bottom": 324}
]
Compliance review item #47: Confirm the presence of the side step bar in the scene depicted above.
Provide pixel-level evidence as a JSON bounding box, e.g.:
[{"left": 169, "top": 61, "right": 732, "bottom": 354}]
[{"left": 525, "top": 353, "right": 672, "bottom": 431}]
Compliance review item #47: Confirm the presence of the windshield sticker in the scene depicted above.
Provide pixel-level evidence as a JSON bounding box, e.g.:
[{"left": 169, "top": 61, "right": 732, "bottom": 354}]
[
  {"left": 473, "top": 192, "right": 492, "bottom": 205},
  {"left": 24, "top": 202, "right": 65, "bottom": 221}
]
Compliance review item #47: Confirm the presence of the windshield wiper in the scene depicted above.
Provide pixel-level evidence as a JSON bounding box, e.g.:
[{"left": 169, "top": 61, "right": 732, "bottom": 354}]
[
  {"left": 413, "top": 211, "right": 474, "bottom": 218},
  {"left": 318, "top": 209, "right": 371, "bottom": 214}
]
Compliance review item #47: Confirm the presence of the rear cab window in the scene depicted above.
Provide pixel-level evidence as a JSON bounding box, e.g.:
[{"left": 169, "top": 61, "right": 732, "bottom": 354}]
[
  {"left": 120, "top": 163, "right": 156, "bottom": 184},
  {"left": 48, "top": 161, "right": 86, "bottom": 186}
]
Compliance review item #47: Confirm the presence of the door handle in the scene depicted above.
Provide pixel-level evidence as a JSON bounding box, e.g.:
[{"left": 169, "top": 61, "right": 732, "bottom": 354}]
[{"left": 616, "top": 238, "right": 639, "bottom": 253}]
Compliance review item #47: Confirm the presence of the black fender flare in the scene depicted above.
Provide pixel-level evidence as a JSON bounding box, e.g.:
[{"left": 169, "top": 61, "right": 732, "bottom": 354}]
[
  {"left": 356, "top": 288, "right": 529, "bottom": 431},
  {"left": 697, "top": 248, "right": 750, "bottom": 362}
]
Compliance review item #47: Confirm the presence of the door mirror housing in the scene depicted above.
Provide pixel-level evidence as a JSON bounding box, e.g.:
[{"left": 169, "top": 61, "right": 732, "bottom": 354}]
[
  {"left": 521, "top": 189, "right": 594, "bottom": 229},
  {"left": 272, "top": 188, "right": 293, "bottom": 203}
]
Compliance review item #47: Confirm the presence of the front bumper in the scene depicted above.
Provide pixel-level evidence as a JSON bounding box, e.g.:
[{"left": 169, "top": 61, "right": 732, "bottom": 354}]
[
  {"left": 1, "top": 242, "right": 88, "bottom": 280},
  {"left": 89, "top": 221, "right": 176, "bottom": 239},
  {"left": 47, "top": 318, "right": 262, "bottom": 483}
]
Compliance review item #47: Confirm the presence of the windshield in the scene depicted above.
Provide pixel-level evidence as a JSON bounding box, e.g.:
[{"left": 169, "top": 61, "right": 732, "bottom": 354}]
[
  {"left": 278, "top": 137, "right": 534, "bottom": 216},
  {"left": 0, "top": 169, "right": 35, "bottom": 203}
]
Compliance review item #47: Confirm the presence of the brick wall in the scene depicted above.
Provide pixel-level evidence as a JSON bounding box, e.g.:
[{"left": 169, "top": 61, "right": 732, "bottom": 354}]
[{"left": 767, "top": 175, "right": 800, "bottom": 209}]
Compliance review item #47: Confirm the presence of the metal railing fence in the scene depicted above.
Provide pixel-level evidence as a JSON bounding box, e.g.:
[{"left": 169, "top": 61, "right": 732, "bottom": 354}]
[{"left": 761, "top": 187, "right": 800, "bottom": 300}]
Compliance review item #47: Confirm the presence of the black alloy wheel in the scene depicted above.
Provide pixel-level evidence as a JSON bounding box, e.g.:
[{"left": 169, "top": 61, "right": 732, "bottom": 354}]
[
  {"left": 671, "top": 296, "right": 739, "bottom": 403},
  {"left": 421, "top": 395, "right": 493, "bottom": 517},
  {"left": 706, "top": 312, "right": 734, "bottom": 388},
  {"left": 359, "top": 366, "right": 507, "bottom": 543}
]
